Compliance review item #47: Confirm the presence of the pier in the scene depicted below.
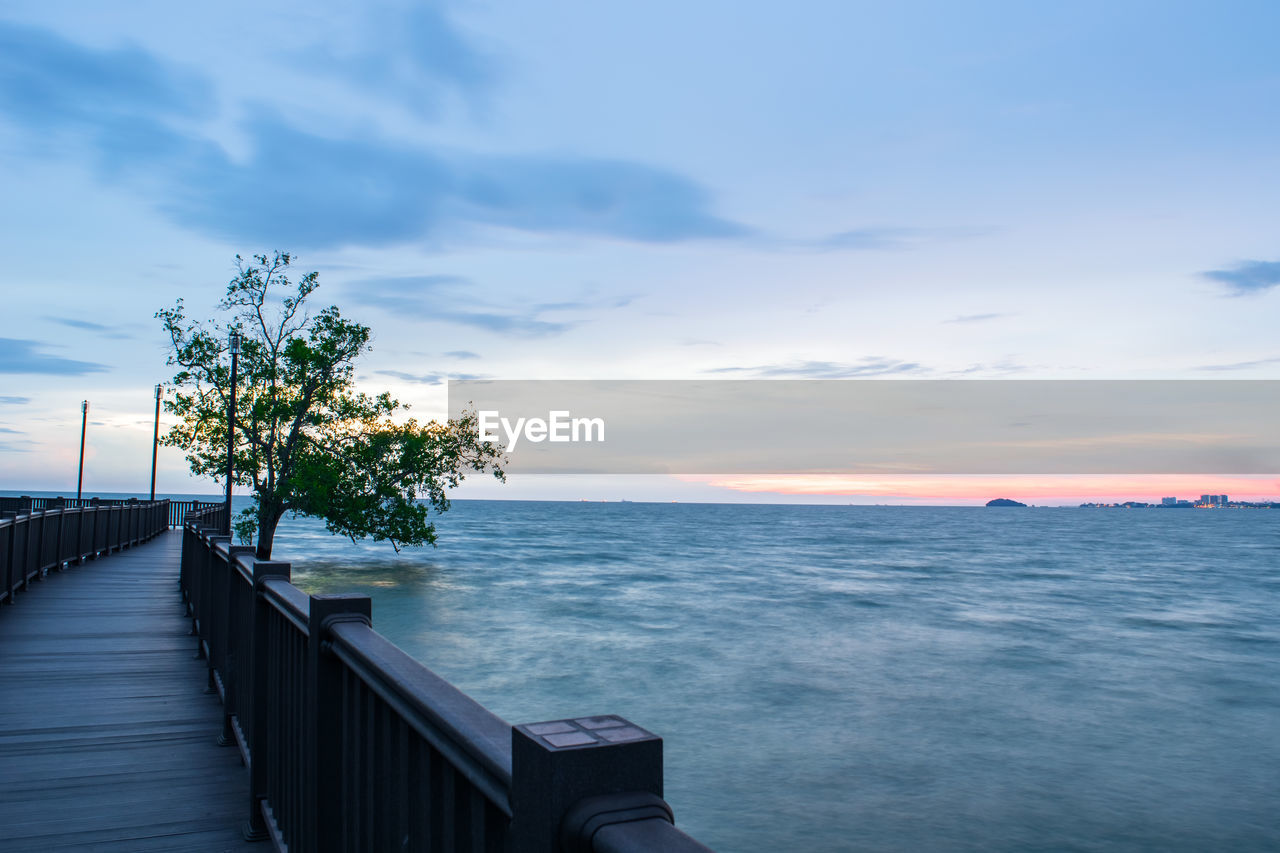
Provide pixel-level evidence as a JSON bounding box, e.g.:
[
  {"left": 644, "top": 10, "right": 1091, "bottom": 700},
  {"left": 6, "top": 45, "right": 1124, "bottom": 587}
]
[{"left": 0, "top": 500, "right": 714, "bottom": 852}]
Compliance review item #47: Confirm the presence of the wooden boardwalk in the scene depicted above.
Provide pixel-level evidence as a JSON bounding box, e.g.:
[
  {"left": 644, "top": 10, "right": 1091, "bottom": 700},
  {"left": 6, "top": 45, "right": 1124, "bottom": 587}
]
[{"left": 0, "top": 530, "right": 258, "bottom": 851}]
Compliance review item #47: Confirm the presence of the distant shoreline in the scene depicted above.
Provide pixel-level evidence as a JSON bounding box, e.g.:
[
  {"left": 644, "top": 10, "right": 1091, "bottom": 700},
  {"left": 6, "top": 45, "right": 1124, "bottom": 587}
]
[
  {"left": 1080, "top": 501, "right": 1278, "bottom": 509},
  {"left": 3, "top": 489, "right": 1277, "bottom": 510}
]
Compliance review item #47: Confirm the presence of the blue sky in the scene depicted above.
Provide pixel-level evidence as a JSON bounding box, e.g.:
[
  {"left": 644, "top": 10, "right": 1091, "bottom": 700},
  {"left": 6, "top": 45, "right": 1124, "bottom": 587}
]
[{"left": 1, "top": 1, "right": 1277, "bottom": 502}]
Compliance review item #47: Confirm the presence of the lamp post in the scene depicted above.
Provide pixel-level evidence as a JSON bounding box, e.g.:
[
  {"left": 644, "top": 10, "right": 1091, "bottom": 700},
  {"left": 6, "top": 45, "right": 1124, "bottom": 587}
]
[
  {"left": 77, "top": 400, "right": 88, "bottom": 501},
  {"left": 224, "top": 331, "right": 240, "bottom": 536},
  {"left": 150, "top": 384, "right": 162, "bottom": 501}
]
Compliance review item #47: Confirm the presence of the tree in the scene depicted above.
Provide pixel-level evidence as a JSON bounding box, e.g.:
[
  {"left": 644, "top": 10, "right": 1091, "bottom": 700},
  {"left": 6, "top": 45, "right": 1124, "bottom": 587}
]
[{"left": 157, "top": 252, "right": 504, "bottom": 559}]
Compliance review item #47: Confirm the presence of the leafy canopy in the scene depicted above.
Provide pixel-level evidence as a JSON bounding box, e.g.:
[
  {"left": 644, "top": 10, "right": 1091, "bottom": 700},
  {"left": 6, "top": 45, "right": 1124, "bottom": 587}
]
[{"left": 157, "top": 252, "right": 504, "bottom": 558}]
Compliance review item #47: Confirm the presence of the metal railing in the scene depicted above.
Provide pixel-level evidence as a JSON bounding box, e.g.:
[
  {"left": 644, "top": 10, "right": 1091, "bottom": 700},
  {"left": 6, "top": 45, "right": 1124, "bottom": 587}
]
[
  {"left": 181, "top": 511, "right": 715, "bottom": 853},
  {"left": 0, "top": 496, "right": 224, "bottom": 529},
  {"left": 0, "top": 500, "right": 173, "bottom": 606}
]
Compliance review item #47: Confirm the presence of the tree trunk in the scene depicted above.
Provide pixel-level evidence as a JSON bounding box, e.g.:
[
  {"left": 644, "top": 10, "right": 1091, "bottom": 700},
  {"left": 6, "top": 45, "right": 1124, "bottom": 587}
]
[{"left": 255, "top": 502, "right": 285, "bottom": 560}]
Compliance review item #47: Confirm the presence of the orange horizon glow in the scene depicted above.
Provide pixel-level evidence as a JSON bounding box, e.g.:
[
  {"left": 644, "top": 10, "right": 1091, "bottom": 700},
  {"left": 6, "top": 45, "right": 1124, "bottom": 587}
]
[{"left": 678, "top": 474, "right": 1280, "bottom": 503}]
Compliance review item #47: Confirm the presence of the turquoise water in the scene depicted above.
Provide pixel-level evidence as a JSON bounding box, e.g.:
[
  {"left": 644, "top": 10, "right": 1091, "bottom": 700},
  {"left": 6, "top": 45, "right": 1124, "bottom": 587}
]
[{"left": 271, "top": 502, "right": 1278, "bottom": 852}]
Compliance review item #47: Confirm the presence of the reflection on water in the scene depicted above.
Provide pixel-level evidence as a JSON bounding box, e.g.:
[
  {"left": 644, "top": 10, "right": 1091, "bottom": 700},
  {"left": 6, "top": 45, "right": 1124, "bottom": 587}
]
[{"left": 270, "top": 501, "right": 1280, "bottom": 852}]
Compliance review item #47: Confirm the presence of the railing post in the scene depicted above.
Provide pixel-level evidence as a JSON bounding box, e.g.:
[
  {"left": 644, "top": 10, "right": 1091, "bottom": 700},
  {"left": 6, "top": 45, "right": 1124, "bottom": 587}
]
[
  {"left": 509, "top": 716, "right": 668, "bottom": 853},
  {"left": 54, "top": 508, "right": 67, "bottom": 570},
  {"left": 18, "top": 512, "right": 32, "bottom": 591},
  {"left": 62, "top": 508, "right": 74, "bottom": 566},
  {"left": 180, "top": 521, "right": 195, "bottom": 604},
  {"left": 218, "top": 544, "right": 256, "bottom": 747},
  {"left": 199, "top": 534, "right": 230, "bottom": 667},
  {"left": 73, "top": 507, "right": 86, "bottom": 564},
  {"left": 2, "top": 512, "right": 16, "bottom": 604},
  {"left": 29, "top": 510, "right": 45, "bottom": 583},
  {"left": 307, "top": 593, "right": 372, "bottom": 853},
  {"left": 244, "top": 559, "right": 291, "bottom": 842},
  {"left": 77, "top": 506, "right": 90, "bottom": 561}
]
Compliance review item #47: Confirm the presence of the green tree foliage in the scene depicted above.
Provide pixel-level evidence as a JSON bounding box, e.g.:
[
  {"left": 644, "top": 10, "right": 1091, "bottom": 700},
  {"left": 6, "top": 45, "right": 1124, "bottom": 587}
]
[{"left": 157, "top": 252, "right": 504, "bottom": 559}]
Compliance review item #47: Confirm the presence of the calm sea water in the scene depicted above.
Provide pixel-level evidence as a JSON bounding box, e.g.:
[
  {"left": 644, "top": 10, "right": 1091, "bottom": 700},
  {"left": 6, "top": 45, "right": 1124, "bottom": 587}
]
[{"left": 267, "top": 501, "right": 1278, "bottom": 852}]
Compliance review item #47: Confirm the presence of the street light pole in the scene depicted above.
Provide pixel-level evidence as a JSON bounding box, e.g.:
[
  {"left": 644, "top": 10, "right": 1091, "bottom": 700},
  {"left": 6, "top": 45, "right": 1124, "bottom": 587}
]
[
  {"left": 224, "top": 332, "right": 240, "bottom": 536},
  {"left": 151, "top": 384, "right": 162, "bottom": 501},
  {"left": 77, "top": 400, "right": 88, "bottom": 501}
]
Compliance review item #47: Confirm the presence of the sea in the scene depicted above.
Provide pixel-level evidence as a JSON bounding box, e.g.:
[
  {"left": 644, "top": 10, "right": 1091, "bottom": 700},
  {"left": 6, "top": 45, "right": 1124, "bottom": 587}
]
[{"left": 260, "top": 500, "right": 1280, "bottom": 852}]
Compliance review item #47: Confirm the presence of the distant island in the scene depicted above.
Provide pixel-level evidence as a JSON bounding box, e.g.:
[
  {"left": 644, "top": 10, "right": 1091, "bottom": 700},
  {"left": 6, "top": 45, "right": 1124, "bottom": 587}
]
[{"left": 986, "top": 498, "right": 1027, "bottom": 507}]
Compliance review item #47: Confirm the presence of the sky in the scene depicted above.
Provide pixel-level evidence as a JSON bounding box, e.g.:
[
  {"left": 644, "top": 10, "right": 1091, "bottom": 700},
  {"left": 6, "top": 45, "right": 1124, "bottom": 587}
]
[{"left": 1, "top": 0, "right": 1278, "bottom": 504}]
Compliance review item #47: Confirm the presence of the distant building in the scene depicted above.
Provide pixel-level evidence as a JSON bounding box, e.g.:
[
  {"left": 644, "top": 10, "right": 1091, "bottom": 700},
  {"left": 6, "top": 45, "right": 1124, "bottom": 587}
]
[{"left": 1161, "top": 497, "right": 1177, "bottom": 506}]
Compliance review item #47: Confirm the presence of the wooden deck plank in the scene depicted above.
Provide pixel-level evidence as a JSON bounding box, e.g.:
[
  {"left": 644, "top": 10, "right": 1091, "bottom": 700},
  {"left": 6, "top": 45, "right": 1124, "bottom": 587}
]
[{"left": 0, "top": 531, "right": 258, "bottom": 852}]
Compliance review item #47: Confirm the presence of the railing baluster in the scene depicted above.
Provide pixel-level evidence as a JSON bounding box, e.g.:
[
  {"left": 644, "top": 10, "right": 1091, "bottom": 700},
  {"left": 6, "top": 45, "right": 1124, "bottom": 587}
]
[
  {"left": 308, "top": 593, "right": 373, "bottom": 853},
  {"left": 242, "top": 559, "right": 290, "bottom": 841}
]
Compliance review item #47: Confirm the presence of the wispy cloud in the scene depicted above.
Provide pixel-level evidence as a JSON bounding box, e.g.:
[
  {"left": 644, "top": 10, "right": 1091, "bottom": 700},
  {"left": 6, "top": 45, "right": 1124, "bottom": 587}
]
[
  {"left": 0, "top": 396, "right": 31, "bottom": 405},
  {"left": 443, "top": 350, "right": 481, "bottom": 360},
  {"left": 946, "top": 312, "right": 1010, "bottom": 324},
  {"left": 374, "top": 369, "right": 488, "bottom": 385},
  {"left": 1201, "top": 260, "right": 1280, "bottom": 296},
  {"left": 300, "top": 3, "right": 496, "bottom": 119},
  {"left": 0, "top": 21, "right": 213, "bottom": 131},
  {"left": 0, "top": 338, "right": 108, "bottom": 375},
  {"left": 0, "top": 22, "right": 744, "bottom": 249},
  {"left": 346, "top": 274, "right": 467, "bottom": 309},
  {"left": 953, "top": 357, "right": 1028, "bottom": 375},
  {"left": 1194, "top": 356, "right": 1280, "bottom": 372},
  {"left": 813, "top": 226, "right": 987, "bottom": 252},
  {"left": 181, "top": 114, "right": 743, "bottom": 246},
  {"left": 346, "top": 275, "right": 578, "bottom": 337},
  {"left": 45, "top": 316, "right": 140, "bottom": 339},
  {"left": 706, "top": 358, "right": 926, "bottom": 378}
]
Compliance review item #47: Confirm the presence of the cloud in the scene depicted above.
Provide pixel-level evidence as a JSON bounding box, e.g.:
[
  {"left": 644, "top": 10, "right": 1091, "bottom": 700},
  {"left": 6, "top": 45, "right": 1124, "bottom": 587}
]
[
  {"left": 813, "top": 226, "right": 987, "bottom": 252},
  {"left": 454, "top": 157, "right": 743, "bottom": 242},
  {"left": 0, "top": 396, "right": 31, "bottom": 405},
  {"left": 946, "top": 312, "right": 1009, "bottom": 324},
  {"left": 0, "top": 22, "right": 214, "bottom": 130},
  {"left": 443, "top": 350, "right": 480, "bottom": 360},
  {"left": 374, "top": 369, "right": 488, "bottom": 385},
  {"left": 302, "top": 3, "right": 495, "bottom": 118},
  {"left": 953, "top": 358, "right": 1028, "bottom": 375},
  {"left": 346, "top": 275, "right": 633, "bottom": 338},
  {"left": 0, "top": 338, "right": 109, "bottom": 375},
  {"left": 179, "top": 115, "right": 743, "bottom": 247},
  {"left": 706, "top": 358, "right": 926, "bottom": 378},
  {"left": 0, "top": 427, "right": 22, "bottom": 434},
  {"left": 1194, "top": 356, "right": 1280, "bottom": 372},
  {"left": 1201, "top": 260, "right": 1280, "bottom": 296},
  {"left": 0, "top": 23, "right": 743, "bottom": 249},
  {"left": 45, "top": 316, "right": 139, "bottom": 339},
  {"left": 346, "top": 275, "right": 576, "bottom": 337}
]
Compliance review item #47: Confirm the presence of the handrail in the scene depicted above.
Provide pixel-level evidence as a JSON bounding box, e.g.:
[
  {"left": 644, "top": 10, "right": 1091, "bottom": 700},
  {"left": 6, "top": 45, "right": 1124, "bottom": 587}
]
[
  {"left": 1, "top": 500, "right": 171, "bottom": 608},
  {"left": 179, "top": 513, "right": 718, "bottom": 852},
  {"left": 260, "top": 577, "right": 310, "bottom": 635},
  {"left": 0, "top": 495, "right": 218, "bottom": 529},
  {"left": 328, "top": 619, "right": 514, "bottom": 813},
  {"left": 593, "top": 818, "right": 717, "bottom": 853}
]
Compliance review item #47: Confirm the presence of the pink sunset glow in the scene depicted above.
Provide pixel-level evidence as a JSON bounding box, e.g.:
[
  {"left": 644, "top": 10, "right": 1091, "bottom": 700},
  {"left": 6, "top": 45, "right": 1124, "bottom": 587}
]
[{"left": 681, "top": 474, "right": 1280, "bottom": 505}]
